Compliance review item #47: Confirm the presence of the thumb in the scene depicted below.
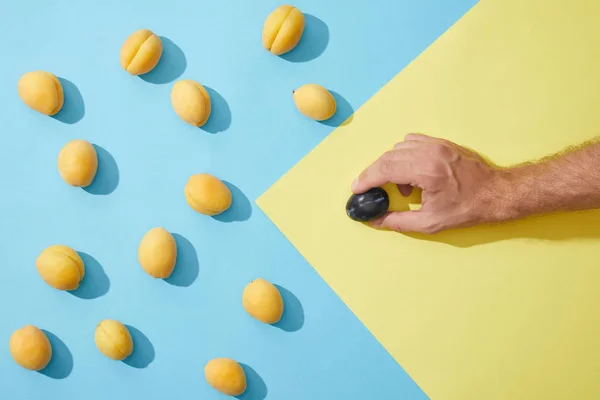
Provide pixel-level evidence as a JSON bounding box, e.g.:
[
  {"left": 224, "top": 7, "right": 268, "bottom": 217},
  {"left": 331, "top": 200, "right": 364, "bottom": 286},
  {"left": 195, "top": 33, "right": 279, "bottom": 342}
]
[{"left": 370, "top": 211, "right": 437, "bottom": 234}]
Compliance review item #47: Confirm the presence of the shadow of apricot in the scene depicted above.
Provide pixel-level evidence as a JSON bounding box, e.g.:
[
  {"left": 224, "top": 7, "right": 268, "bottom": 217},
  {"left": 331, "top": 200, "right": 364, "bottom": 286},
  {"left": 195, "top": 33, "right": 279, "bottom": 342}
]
[
  {"left": 236, "top": 363, "right": 267, "bottom": 400},
  {"left": 280, "top": 14, "right": 329, "bottom": 63},
  {"left": 83, "top": 145, "right": 119, "bottom": 195},
  {"left": 53, "top": 78, "right": 84, "bottom": 124},
  {"left": 320, "top": 91, "right": 354, "bottom": 127},
  {"left": 273, "top": 285, "right": 304, "bottom": 332},
  {"left": 164, "top": 233, "right": 199, "bottom": 287},
  {"left": 201, "top": 86, "right": 231, "bottom": 134},
  {"left": 123, "top": 325, "right": 155, "bottom": 369},
  {"left": 69, "top": 252, "right": 109, "bottom": 299},
  {"left": 212, "top": 181, "right": 252, "bottom": 223},
  {"left": 39, "top": 331, "right": 73, "bottom": 379},
  {"left": 140, "top": 37, "right": 186, "bottom": 84}
]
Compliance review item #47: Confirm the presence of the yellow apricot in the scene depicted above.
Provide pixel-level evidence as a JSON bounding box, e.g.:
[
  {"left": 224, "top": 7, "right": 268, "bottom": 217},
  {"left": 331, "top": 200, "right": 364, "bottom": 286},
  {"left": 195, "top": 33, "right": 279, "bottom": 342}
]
[
  {"left": 120, "top": 29, "right": 163, "bottom": 75},
  {"left": 170, "top": 80, "right": 212, "bottom": 127},
  {"left": 204, "top": 358, "right": 247, "bottom": 396},
  {"left": 57, "top": 139, "right": 98, "bottom": 187},
  {"left": 242, "top": 278, "right": 284, "bottom": 324},
  {"left": 262, "top": 5, "right": 305, "bottom": 55},
  {"left": 138, "top": 227, "right": 177, "bottom": 278},
  {"left": 94, "top": 320, "right": 133, "bottom": 361},
  {"left": 185, "top": 173, "right": 231, "bottom": 216},
  {"left": 36, "top": 245, "right": 85, "bottom": 291},
  {"left": 9, "top": 325, "right": 52, "bottom": 371},
  {"left": 293, "top": 83, "right": 337, "bottom": 121},
  {"left": 17, "top": 71, "right": 64, "bottom": 116}
]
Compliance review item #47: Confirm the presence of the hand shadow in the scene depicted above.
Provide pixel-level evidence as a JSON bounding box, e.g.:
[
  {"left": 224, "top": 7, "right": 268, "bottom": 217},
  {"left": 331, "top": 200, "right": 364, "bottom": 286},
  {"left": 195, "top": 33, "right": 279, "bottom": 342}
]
[
  {"left": 236, "top": 364, "right": 267, "bottom": 400},
  {"left": 320, "top": 91, "right": 354, "bottom": 127},
  {"left": 273, "top": 285, "right": 304, "bottom": 332},
  {"left": 280, "top": 14, "right": 329, "bottom": 62},
  {"left": 140, "top": 37, "right": 186, "bottom": 84},
  {"left": 164, "top": 234, "right": 199, "bottom": 287},
  {"left": 212, "top": 181, "right": 252, "bottom": 223},
  {"left": 200, "top": 86, "right": 231, "bottom": 134},
  {"left": 39, "top": 330, "right": 73, "bottom": 379},
  {"left": 123, "top": 325, "right": 155, "bottom": 369},
  {"left": 374, "top": 183, "right": 600, "bottom": 247},
  {"left": 53, "top": 78, "right": 84, "bottom": 124},
  {"left": 410, "top": 209, "right": 600, "bottom": 247},
  {"left": 69, "top": 252, "right": 109, "bottom": 299},
  {"left": 83, "top": 145, "right": 119, "bottom": 195}
]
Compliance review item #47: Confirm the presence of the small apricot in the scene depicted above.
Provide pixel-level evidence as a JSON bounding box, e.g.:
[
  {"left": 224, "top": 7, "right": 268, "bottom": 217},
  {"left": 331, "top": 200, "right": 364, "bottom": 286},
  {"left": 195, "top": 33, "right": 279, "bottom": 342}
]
[
  {"left": 120, "top": 29, "right": 163, "bottom": 75},
  {"left": 204, "top": 358, "right": 247, "bottom": 396},
  {"left": 94, "top": 319, "right": 133, "bottom": 361},
  {"left": 36, "top": 245, "right": 85, "bottom": 291},
  {"left": 138, "top": 227, "right": 177, "bottom": 278},
  {"left": 170, "top": 80, "right": 212, "bottom": 127},
  {"left": 242, "top": 278, "right": 284, "bottom": 324},
  {"left": 17, "top": 71, "right": 64, "bottom": 116},
  {"left": 293, "top": 83, "right": 337, "bottom": 121},
  {"left": 262, "top": 5, "right": 305, "bottom": 55},
  {"left": 57, "top": 139, "right": 98, "bottom": 187},
  {"left": 184, "top": 173, "right": 231, "bottom": 216},
  {"left": 9, "top": 325, "right": 52, "bottom": 371}
]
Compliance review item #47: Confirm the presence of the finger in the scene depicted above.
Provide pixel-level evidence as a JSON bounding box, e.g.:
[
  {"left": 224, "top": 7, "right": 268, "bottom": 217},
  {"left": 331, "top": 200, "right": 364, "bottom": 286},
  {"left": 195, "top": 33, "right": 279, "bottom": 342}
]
[
  {"left": 370, "top": 211, "right": 436, "bottom": 233},
  {"left": 404, "top": 133, "right": 437, "bottom": 142},
  {"left": 405, "top": 133, "right": 460, "bottom": 151},
  {"left": 397, "top": 184, "right": 413, "bottom": 197},
  {"left": 351, "top": 150, "right": 417, "bottom": 194},
  {"left": 393, "top": 140, "right": 426, "bottom": 150}
]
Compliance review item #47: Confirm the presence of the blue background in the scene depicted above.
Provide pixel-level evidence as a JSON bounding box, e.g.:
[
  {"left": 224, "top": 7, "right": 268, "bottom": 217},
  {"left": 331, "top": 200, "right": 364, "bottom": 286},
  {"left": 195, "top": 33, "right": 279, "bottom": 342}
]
[{"left": 0, "top": 0, "right": 476, "bottom": 398}]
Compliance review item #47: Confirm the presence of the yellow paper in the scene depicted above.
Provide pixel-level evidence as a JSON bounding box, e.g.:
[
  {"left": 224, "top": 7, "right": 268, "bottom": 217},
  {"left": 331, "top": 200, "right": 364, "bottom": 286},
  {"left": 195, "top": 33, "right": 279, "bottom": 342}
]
[{"left": 257, "top": 0, "right": 600, "bottom": 398}]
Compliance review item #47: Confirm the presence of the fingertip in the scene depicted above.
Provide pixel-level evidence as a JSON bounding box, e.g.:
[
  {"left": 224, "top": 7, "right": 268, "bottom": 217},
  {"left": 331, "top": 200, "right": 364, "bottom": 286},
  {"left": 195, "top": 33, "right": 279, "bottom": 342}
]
[
  {"left": 351, "top": 178, "right": 365, "bottom": 194},
  {"left": 369, "top": 212, "right": 394, "bottom": 230},
  {"left": 351, "top": 176, "right": 374, "bottom": 194},
  {"left": 369, "top": 217, "right": 384, "bottom": 229}
]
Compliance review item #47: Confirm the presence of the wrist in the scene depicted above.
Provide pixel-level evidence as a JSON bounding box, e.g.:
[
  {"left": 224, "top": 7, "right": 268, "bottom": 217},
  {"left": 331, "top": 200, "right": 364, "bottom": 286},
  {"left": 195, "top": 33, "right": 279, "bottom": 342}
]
[{"left": 474, "top": 168, "right": 533, "bottom": 224}]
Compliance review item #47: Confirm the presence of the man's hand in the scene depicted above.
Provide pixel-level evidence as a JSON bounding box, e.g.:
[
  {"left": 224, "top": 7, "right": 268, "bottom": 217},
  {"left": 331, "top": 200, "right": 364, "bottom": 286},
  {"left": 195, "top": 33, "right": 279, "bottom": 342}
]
[
  {"left": 352, "top": 134, "right": 600, "bottom": 234},
  {"left": 351, "top": 133, "right": 505, "bottom": 233}
]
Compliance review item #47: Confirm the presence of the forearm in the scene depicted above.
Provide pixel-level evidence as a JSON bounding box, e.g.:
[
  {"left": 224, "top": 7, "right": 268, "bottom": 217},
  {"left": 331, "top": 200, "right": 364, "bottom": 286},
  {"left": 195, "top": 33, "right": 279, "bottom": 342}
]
[{"left": 489, "top": 139, "right": 600, "bottom": 222}]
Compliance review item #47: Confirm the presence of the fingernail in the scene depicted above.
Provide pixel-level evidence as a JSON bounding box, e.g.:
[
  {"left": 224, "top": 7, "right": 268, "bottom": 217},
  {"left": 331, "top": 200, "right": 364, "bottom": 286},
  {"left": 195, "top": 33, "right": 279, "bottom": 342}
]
[{"left": 351, "top": 178, "right": 359, "bottom": 191}]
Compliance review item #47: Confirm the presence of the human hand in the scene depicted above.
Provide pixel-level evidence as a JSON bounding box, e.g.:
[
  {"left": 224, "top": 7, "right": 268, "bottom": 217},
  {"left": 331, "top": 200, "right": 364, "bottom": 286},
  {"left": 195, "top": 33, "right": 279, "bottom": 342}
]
[{"left": 351, "top": 134, "right": 506, "bottom": 233}]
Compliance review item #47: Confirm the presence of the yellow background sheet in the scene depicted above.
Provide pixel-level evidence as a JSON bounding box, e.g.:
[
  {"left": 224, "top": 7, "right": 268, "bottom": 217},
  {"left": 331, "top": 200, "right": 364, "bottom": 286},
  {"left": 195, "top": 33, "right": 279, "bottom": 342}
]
[{"left": 257, "top": 0, "right": 600, "bottom": 398}]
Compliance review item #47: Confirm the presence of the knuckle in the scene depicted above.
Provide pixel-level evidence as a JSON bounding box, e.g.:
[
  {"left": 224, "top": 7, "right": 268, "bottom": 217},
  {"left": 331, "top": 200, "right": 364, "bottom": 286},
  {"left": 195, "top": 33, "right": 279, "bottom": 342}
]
[
  {"left": 379, "top": 159, "right": 394, "bottom": 177},
  {"left": 431, "top": 143, "right": 452, "bottom": 158},
  {"left": 381, "top": 150, "right": 396, "bottom": 160},
  {"left": 430, "top": 162, "right": 447, "bottom": 176},
  {"left": 387, "top": 222, "right": 405, "bottom": 232},
  {"left": 378, "top": 152, "right": 396, "bottom": 177},
  {"left": 420, "top": 221, "right": 443, "bottom": 234},
  {"left": 421, "top": 226, "right": 439, "bottom": 234}
]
